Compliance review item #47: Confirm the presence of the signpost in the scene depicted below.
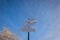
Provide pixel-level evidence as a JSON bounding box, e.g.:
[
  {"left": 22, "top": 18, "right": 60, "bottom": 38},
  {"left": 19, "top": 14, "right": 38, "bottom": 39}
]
[{"left": 21, "top": 18, "right": 37, "bottom": 40}]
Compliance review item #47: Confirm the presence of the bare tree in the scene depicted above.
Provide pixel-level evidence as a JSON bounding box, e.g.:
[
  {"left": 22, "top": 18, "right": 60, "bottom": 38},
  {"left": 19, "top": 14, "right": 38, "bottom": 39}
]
[{"left": 0, "top": 28, "right": 19, "bottom": 40}]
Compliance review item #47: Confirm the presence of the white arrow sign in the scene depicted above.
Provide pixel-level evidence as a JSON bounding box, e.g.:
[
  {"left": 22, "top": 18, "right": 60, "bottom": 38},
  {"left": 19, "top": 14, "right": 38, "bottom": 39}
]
[{"left": 21, "top": 18, "right": 37, "bottom": 32}]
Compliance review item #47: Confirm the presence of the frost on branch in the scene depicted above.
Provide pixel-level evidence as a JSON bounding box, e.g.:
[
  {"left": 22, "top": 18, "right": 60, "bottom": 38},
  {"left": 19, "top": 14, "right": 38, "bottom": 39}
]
[{"left": 0, "top": 28, "right": 19, "bottom": 40}]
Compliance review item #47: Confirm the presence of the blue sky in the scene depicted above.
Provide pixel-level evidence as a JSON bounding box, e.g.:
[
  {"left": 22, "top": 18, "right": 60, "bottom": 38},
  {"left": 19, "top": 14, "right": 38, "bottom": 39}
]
[{"left": 0, "top": 0, "right": 60, "bottom": 40}]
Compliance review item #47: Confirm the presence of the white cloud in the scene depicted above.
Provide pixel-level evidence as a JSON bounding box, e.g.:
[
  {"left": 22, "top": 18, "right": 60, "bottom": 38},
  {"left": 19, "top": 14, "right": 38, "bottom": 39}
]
[{"left": 44, "top": 2, "right": 60, "bottom": 40}]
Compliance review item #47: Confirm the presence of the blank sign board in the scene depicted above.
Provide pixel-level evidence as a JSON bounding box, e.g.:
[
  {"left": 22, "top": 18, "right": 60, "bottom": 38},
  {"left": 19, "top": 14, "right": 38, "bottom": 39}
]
[{"left": 21, "top": 28, "right": 35, "bottom": 32}]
